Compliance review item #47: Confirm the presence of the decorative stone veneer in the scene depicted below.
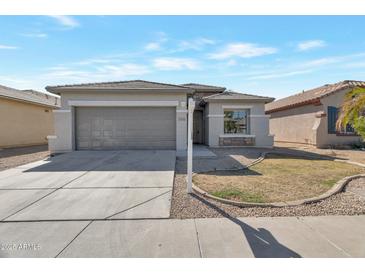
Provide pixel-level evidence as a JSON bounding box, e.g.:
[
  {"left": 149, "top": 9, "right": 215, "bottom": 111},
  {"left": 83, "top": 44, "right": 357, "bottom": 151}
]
[{"left": 219, "top": 136, "right": 255, "bottom": 146}]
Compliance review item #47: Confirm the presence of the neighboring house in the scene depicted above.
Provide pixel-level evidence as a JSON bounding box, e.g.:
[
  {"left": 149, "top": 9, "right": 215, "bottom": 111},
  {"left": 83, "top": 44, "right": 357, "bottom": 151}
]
[
  {"left": 0, "top": 85, "right": 60, "bottom": 148},
  {"left": 265, "top": 80, "right": 364, "bottom": 148},
  {"left": 46, "top": 80, "right": 274, "bottom": 155}
]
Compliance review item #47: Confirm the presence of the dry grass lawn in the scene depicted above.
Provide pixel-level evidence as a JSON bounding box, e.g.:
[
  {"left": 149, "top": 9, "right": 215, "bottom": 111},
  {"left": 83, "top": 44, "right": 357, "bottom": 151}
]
[{"left": 193, "top": 154, "right": 365, "bottom": 203}]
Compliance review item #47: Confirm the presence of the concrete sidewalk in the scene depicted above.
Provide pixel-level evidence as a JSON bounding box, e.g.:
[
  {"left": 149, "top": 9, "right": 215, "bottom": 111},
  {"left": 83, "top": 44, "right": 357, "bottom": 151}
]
[{"left": 0, "top": 215, "right": 364, "bottom": 258}]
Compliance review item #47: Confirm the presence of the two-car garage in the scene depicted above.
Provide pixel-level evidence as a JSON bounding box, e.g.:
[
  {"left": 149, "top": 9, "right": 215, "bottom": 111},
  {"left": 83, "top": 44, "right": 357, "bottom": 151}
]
[
  {"left": 75, "top": 107, "right": 176, "bottom": 150},
  {"left": 46, "top": 80, "right": 192, "bottom": 153}
]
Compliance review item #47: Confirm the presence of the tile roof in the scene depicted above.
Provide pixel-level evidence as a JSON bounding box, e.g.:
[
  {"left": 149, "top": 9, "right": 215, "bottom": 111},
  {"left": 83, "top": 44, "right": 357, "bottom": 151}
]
[
  {"left": 266, "top": 80, "right": 365, "bottom": 113},
  {"left": 0, "top": 85, "right": 60, "bottom": 108},
  {"left": 46, "top": 80, "right": 193, "bottom": 93},
  {"left": 181, "top": 83, "right": 226, "bottom": 91},
  {"left": 203, "top": 91, "right": 274, "bottom": 103}
]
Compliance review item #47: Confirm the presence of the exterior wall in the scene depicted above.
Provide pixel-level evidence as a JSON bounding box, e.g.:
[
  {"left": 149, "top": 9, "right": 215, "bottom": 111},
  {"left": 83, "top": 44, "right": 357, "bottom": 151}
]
[
  {"left": 316, "top": 88, "right": 362, "bottom": 147},
  {"left": 269, "top": 104, "right": 321, "bottom": 145},
  {"left": 206, "top": 100, "right": 273, "bottom": 147},
  {"left": 268, "top": 88, "right": 362, "bottom": 147},
  {"left": 53, "top": 91, "right": 188, "bottom": 153},
  {"left": 204, "top": 104, "right": 210, "bottom": 145},
  {"left": 0, "top": 97, "right": 54, "bottom": 148}
]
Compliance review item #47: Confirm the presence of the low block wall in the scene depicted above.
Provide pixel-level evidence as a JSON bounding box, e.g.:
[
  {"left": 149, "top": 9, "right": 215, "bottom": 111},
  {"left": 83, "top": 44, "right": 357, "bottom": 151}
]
[{"left": 219, "top": 136, "right": 255, "bottom": 146}]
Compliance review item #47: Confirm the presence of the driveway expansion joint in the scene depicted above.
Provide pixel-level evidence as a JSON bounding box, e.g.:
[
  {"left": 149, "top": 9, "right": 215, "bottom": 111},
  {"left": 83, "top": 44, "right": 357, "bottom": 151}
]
[
  {"left": 297, "top": 217, "right": 352, "bottom": 257},
  {"left": 193, "top": 219, "right": 203, "bottom": 258},
  {"left": 55, "top": 220, "right": 93, "bottom": 258}
]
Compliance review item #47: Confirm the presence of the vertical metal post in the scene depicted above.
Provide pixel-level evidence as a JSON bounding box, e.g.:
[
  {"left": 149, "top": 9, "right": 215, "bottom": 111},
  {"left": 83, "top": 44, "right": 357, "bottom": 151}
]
[{"left": 187, "top": 98, "right": 195, "bottom": 193}]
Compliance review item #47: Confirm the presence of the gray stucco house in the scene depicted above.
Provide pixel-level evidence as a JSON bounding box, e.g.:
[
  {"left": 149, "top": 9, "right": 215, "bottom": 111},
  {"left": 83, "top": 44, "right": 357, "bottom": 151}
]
[
  {"left": 46, "top": 80, "right": 274, "bottom": 155},
  {"left": 265, "top": 80, "right": 364, "bottom": 148}
]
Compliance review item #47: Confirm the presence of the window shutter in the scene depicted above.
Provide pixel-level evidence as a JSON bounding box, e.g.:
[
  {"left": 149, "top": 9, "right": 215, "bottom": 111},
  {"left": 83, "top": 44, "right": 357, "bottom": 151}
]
[{"left": 327, "top": 106, "right": 338, "bottom": 134}]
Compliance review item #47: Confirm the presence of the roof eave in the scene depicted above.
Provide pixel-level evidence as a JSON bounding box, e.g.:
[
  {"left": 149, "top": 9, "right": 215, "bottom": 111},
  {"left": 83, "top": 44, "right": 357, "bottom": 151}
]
[
  {"left": 265, "top": 98, "right": 321, "bottom": 114},
  {"left": 0, "top": 94, "right": 60, "bottom": 109},
  {"left": 204, "top": 97, "right": 275, "bottom": 103},
  {"left": 46, "top": 86, "right": 194, "bottom": 94}
]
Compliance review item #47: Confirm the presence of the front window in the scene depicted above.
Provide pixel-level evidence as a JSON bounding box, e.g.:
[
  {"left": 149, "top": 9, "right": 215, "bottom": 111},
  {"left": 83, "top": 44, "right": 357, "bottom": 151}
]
[
  {"left": 328, "top": 106, "right": 355, "bottom": 135},
  {"left": 224, "top": 109, "right": 250, "bottom": 134}
]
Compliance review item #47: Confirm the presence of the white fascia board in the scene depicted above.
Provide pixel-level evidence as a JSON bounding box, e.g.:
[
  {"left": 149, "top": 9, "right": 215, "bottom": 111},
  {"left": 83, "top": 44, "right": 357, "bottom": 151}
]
[
  {"left": 68, "top": 100, "right": 179, "bottom": 107},
  {"left": 250, "top": 114, "right": 270, "bottom": 117},
  {"left": 219, "top": 134, "right": 256, "bottom": 138},
  {"left": 222, "top": 105, "right": 253, "bottom": 109},
  {"left": 53, "top": 109, "right": 71, "bottom": 113},
  {"left": 206, "top": 114, "right": 224, "bottom": 118},
  {"left": 176, "top": 109, "right": 188, "bottom": 113}
]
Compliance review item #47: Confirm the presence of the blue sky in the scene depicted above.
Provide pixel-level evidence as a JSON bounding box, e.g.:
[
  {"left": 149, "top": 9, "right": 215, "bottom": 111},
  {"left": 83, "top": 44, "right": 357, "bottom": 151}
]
[{"left": 1, "top": 16, "right": 365, "bottom": 98}]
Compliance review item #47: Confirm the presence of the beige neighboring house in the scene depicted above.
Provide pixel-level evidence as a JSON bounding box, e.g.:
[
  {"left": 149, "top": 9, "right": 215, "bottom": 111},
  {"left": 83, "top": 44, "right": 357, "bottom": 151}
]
[
  {"left": 46, "top": 80, "right": 274, "bottom": 155},
  {"left": 0, "top": 85, "right": 60, "bottom": 148},
  {"left": 265, "top": 80, "right": 364, "bottom": 148}
]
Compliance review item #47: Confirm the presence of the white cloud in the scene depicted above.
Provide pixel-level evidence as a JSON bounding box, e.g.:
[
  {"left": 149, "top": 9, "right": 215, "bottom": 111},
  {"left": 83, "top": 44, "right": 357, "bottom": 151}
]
[
  {"left": 73, "top": 58, "right": 113, "bottom": 66},
  {"left": 177, "top": 38, "right": 216, "bottom": 51},
  {"left": 49, "top": 15, "right": 79, "bottom": 28},
  {"left": 153, "top": 57, "right": 200, "bottom": 70},
  {"left": 301, "top": 57, "right": 340, "bottom": 67},
  {"left": 97, "top": 64, "right": 150, "bottom": 77},
  {"left": 209, "top": 43, "right": 277, "bottom": 59},
  {"left": 226, "top": 59, "right": 237, "bottom": 66},
  {"left": 145, "top": 42, "right": 161, "bottom": 51},
  {"left": 247, "top": 69, "right": 313, "bottom": 80},
  {"left": 144, "top": 31, "right": 168, "bottom": 51},
  {"left": 21, "top": 33, "right": 47, "bottom": 38},
  {"left": 0, "top": 44, "right": 18, "bottom": 50},
  {"left": 44, "top": 63, "right": 149, "bottom": 82},
  {"left": 297, "top": 40, "right": 326, "bottom": 51}
]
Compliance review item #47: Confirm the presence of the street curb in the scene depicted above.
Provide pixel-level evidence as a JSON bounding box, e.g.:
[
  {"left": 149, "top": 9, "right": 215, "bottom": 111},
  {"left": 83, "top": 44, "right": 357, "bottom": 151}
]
[{"left": 192, "top": 152, "right": 365, "bottom": 208}]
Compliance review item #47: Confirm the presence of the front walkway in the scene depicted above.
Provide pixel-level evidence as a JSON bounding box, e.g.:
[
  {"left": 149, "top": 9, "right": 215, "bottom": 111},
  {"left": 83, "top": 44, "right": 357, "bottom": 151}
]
[{"left": 0, "top": 215, "right": 364, "bottom": 257}]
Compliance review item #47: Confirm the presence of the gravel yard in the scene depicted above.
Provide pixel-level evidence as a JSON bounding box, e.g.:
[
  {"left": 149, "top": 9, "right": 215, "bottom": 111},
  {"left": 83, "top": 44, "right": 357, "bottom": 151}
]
[
  {"left": 0, "top": 145, "right": 49, "bottom": 171},
  {"left": 171, "top": 147, "right": 365, "bottom": 219}
]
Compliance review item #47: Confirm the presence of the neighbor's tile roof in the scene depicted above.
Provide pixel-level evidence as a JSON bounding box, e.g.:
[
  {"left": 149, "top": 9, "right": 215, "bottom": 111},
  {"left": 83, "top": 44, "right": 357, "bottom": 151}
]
[
  {"left": 203, "top": 91, "right": 274, "bottom": 103},
  {"left": 266, "top": 80, "right": 365, "bottom": 113},
  {"left": 0, "top": 85, "right": 60, "bottom": 108},
  {"left": 46, "top": 80, "right": 193, "bottom": 93},
  {"left": 181, "top": 83, "right": 226, "bottom": 91}
]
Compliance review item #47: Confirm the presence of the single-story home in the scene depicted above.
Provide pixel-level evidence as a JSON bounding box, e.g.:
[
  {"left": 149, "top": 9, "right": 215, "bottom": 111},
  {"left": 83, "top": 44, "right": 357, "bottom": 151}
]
[
  {"left": 46, "top": 80, "right": 274, "bottom": 155},
  {"left": 265, "top": 80, "right": 364, "bottom": 148},
  {"left": 0, "top": 84, "right": 60, "bottom": 148}
]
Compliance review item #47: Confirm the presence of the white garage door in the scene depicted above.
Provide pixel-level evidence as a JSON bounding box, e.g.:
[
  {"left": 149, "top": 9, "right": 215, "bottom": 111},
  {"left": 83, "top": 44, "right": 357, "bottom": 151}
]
[{"left": 75, "top": 107, "right": 176, "bottom": 150}]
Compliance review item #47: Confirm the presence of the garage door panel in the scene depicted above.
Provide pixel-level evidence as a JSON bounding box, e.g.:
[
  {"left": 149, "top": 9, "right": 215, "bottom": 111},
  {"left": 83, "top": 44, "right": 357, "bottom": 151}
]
[{"left": 76, "top": 107, "right": 176, "bottom": 150}]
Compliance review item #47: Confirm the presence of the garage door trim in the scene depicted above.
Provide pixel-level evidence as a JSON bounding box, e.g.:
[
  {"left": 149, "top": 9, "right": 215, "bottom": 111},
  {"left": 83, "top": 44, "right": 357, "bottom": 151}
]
[{"left": 69, "top": 100, "right": 179, "bottom": 107}]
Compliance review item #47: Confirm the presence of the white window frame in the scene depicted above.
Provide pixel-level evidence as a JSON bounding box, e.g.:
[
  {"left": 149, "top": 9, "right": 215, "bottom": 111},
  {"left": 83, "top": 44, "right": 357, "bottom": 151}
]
[{"left": 223, "top": 108, "right": 251, "bottom": 135}]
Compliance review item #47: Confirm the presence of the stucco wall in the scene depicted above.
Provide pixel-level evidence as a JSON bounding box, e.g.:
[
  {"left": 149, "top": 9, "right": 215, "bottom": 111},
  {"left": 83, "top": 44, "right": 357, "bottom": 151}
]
[
  {"left": 317, "top": 88, "right": 362, "bottom": 147},
  {"left": 268, "top": 88, "right": 362, "bottom": 147},
  {"left": 53, "top": 90, "right": 188, "bottom": 153},
  {"left": 0, "top": 97, "right": 54, "bottom": 148},
  {"left": 206, "top": 100, "right": 273, "bottom": 147},
  {"left": 269, "top": 104, "right": 321, "bottom": 145}
]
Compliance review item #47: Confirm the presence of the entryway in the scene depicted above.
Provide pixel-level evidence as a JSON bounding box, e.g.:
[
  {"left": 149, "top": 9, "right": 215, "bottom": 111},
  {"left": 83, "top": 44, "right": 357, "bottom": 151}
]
[{"left": 193, "top": 110, "right": 204, "bottom": 144}]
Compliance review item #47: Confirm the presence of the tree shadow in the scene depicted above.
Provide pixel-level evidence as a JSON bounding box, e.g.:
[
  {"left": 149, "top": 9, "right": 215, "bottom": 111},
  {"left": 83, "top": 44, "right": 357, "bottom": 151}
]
[{"left": 191, "top": 193, "right": 301, "bottom": 258}]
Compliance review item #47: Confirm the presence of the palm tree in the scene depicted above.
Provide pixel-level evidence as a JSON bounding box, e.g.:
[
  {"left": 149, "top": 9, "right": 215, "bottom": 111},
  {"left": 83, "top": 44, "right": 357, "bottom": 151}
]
[{"left": 336, "top": 87, "right": 365, "bottom": 139}]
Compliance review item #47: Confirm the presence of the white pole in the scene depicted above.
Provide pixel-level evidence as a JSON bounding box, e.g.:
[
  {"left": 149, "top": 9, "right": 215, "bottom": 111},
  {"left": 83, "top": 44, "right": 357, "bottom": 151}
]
[{"left": 187, "top": 97, "right": 195, "bottom": 193}]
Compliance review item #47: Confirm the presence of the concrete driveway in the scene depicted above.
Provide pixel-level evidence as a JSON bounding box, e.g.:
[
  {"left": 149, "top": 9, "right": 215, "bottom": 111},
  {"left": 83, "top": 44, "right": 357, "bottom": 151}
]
[{"left": 0, "top": 150, "right": 175, "bottom": 221}]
